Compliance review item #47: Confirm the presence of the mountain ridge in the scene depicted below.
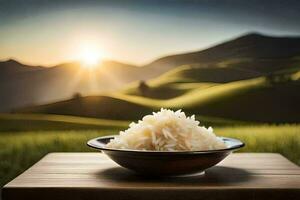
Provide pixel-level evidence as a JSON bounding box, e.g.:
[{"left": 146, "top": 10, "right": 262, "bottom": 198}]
[{"left": 144, "top": 32, "right": 300, "bottom": 74}]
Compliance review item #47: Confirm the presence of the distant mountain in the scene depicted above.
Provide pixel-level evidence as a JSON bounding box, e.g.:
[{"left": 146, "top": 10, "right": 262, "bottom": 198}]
[
  {"left": 145, "top": 33, "right": 300, "bottom": 74},
  {"left": 0, "top": 59, "right": 43, "bottom": 75},
  {"left": 2, "top": 32, "right": 300, "bottom": 112}
]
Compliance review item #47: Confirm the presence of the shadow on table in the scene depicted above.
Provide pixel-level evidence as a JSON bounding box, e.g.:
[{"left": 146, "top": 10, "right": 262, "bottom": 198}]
[{"left": 96, "top": 166, "right": 252, "bottom": 185}]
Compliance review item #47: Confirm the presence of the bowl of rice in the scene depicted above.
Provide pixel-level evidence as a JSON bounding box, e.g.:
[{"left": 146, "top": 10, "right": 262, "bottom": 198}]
[{"left": 87, "top": 109, "right": 244, "bottom": 176}]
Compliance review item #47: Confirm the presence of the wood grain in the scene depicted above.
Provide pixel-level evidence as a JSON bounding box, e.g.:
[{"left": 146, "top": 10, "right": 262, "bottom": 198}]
[{"left": 2, "top": 153, "right": 300, "bottom": 200}]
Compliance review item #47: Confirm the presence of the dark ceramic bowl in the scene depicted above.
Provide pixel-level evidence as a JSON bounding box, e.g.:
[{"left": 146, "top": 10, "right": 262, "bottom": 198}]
[{"left": 87, "top": 135, "right": 244, "bottom": 176}]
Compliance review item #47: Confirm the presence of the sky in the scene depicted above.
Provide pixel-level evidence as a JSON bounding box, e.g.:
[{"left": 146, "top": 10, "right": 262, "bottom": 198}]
[{"left": 1, "top": 0, "right": 300, "bottom": 66}]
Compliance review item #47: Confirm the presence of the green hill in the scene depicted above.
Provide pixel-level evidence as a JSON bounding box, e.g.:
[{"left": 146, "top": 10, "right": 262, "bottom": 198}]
[
  {"left": 17, "top": 96, "right": 153, "bottom": 120},
  {"left": 0, "top": 114, "right": 129, "bottom": 131},
  {"left": 122, "top": 62, "right": 262, "bottom": 99},
  {"left": 170, "top": 78, "right": 300, "bottom": 123},
  {"left": 127, "top": 75, "right": 300, "bottom": 123}
]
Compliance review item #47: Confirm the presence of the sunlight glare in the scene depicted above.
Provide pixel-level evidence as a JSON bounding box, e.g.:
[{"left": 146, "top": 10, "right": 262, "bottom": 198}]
[{"left": 78, "top": 44, "right": 105, "bottom": 69}]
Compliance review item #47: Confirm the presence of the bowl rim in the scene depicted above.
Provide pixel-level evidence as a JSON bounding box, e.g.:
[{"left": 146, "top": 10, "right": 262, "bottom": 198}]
[{"left": 87, "top": 135, "right": 245, "bottom": 154}]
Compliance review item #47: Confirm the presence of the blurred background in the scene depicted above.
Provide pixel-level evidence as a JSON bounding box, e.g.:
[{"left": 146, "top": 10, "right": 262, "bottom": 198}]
[{"left": 0, "top": 0, "right": 299, "bottom": 186}]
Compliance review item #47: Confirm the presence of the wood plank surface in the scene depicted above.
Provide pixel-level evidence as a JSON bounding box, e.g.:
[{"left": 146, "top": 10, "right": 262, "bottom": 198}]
[{"left": 2, "top": 153, "right": 300, "bottom": 200}]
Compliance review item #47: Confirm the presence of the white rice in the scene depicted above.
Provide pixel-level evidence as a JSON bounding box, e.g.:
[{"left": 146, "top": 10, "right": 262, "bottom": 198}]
[{"left": 106, "top": 108, "right": 227, "bottom": 151}]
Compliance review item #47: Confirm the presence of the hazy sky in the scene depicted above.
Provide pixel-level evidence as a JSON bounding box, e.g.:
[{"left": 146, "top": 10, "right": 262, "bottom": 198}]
[{"left": 1, "top": 0, "right": 300, "bottom": 66}]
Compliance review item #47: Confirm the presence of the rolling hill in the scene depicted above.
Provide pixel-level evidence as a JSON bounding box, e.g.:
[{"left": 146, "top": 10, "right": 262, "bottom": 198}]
[{"left": 17, "top": 74, "right": 300, "bottom": 123}]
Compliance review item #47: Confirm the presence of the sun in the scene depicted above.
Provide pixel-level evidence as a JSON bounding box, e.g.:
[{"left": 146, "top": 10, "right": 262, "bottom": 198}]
[
  {"left": 81, "top": 50, "right": 101, "bottom": 67},
  {"left": 78, "top": 45, "right": 104, "bottom": 69}
]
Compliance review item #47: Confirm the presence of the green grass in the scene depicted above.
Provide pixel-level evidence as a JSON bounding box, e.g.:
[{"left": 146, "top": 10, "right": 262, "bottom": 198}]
[
  {"left": 215, "top": 125, "right": 300, "bottom": 165},
  {"left": 0, "top": 124, "right": 299, "bottom": 187},
  {"left": 0, "top": 130, "right": 114, "bottom": 187}
]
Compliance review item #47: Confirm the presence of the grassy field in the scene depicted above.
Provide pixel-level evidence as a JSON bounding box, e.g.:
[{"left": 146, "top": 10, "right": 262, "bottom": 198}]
[
  {"left": 217, "top": 125, "right": 300, "bottom": 166},
  {"left": 0, "top": 130, "right": 112, "bottom": 187},
  {"left": 1, "top": 124, "right": 299, "bottom": 187}
]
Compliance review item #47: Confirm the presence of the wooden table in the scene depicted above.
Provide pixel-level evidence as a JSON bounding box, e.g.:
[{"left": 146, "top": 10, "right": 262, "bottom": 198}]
[{"left": 2, "top": 153, "right": 300, "bottom": 200}]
